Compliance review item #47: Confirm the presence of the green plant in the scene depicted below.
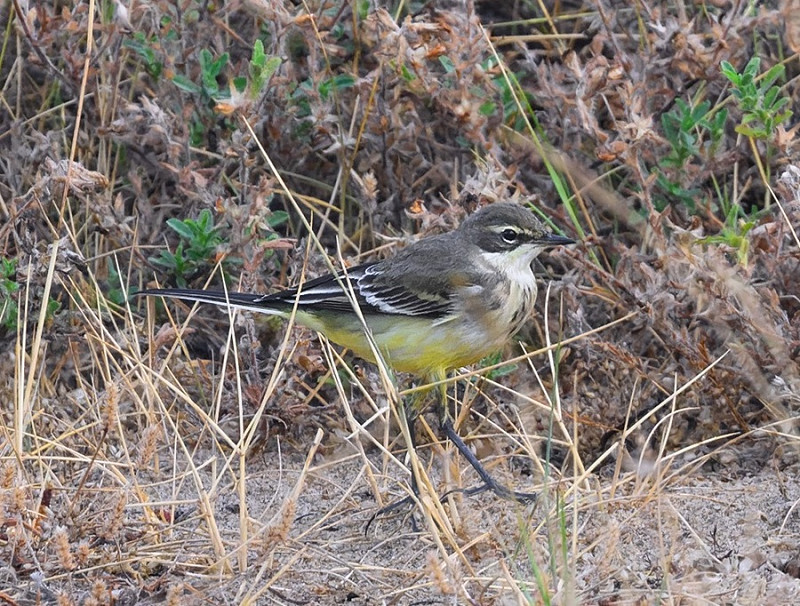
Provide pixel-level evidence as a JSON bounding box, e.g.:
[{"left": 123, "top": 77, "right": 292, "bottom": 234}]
[
  {"left": 655, "top": 98, "right": 727, "bottom": 212},
  {"left": 150, "top": 209, "right": 226, "bottom": 288},
  {"left": 105, "top": 262, "right": 130, "bottom": 308},
  {"left": 241, "top": 40, "right": 282, "bottom": 100},
  {"left": 170, "top": 41, "right": 282, "bottom": 145},
  {"left": 318, "top": 73, "right": 357, "bottom": 102},
  {"left": 479, "top": 350, "right": 518, "bottom": 381},
  {"left": 45, "top": 295, "right": 60, "bottom": 321},
  {"left": 491, "top": 64, "right": 538, "bottom": 131},
  {"left": 0, "top": 257, "right": 60, "bottom": 330},
  {"left": 516, "top": 491, "right": 571, "bottom": 605},
  {"left": 124, "top": 33, "right": 164, "bottom": 80},
  {"left": 661, "top": 98, "right": 726, "bottom": 169},
  {"left": 172, "top": 48, "right": 230, "bottom": 102},
  {"left": 654, "top": 174, "right": 704, "bottom": 212},
  {"left": 699, "top": 196, "right": 756, "bottom": 266},
  {"left": 721, "top": 57, "right": 792, "bottom": 140},
  {"left": 289, "top": 71, "right": 356, "bottom": 121},
  {"left": 0, "top": 257, "right": 19, "bottom": 330},
  {"left": 172, "top": 41, "right": 282, "bottom": 104}
]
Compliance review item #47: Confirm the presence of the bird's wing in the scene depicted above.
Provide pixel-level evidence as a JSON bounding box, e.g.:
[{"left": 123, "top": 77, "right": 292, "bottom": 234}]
[
  {"left": 255, "top": 262, "right": 455, "bottom": 318},
  {"left": 138, "top": 237, "right": 480, "bottom": 319},
  {"left": 355, "top": 264, "right": 454, "bottom": 317},
  {"left": 352, "top": 235, "right": 485, "bottom": 319}
]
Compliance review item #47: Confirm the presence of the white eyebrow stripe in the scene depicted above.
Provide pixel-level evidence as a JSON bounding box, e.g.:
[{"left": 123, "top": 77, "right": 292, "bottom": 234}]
[{"left": 486, "top": 224, "right": 534, "bottom": 236}]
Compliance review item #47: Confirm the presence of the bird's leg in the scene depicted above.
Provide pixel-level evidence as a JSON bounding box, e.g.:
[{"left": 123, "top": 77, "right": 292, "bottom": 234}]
[
  {"left": 366, "top": 374, "right": 537, "bottom": 533},
  {"left": 365, "top": 398, "right": 426, "bottom": 533},
  {"left": 439, "top": 417, "right": 538, "bottom": 502},
  {"left": 438, "top": 378, "right": 538, "bottom": 503}
]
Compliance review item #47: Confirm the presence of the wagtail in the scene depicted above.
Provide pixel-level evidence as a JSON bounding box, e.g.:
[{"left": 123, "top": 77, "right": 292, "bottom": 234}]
[{"left": 138, "top": 202, "right": 574, "bottom": 509}]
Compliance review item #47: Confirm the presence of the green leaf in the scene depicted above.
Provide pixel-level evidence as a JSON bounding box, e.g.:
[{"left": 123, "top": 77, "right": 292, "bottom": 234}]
[
  {"left": 763, "top": 86, "right": 779, "bottom": 109},
  {"left": 46, "top": 298, "right": 61, "bottom": 318},
  {"left": 197, "top": 209, "right": 212, "bottom": 229},
  {"left": 166, "top": 217, "right": 195, "bottom": 240},
  {"left": 0, "top": 298, "right": 18, "bottom": 330},
  {"left": 199, "top": 48, "right": 213, "bottom": 71},
  {"left": 251, "top": 39, "right": 266, "bottom": 67},
  {"left": 720, "top": 60, "right": 738, "bottom": 83},
  {"left": 319, "top": 73, "right": 356, "bottom": 100},
  {"left": 479, "top": 101, "right": 497, "bottom": 116},
  {"left": 760, "top": 63, "right": 784, "bottom": 89},
  {"left": 211, "top": 53, "right": 229, "bottom": 77},
  {"left": 400, "top": 64, "right": 416, "bottom": 82},
  {"left": 743, "top": 56, "right": 760, "bottom": 80},
  {"left": 171, "top": 74, "right": 202, "bottom": 94},
  {"left": 261, "top": 56, "right": 282, "bottom": 81},
  {"left": 198, "top": 50, "right": 228, "bottom": 92},
  {"left": 233, "top": 76, "right": 247, "bottom": 93},
  {"left": 439, "top": 55, "right": 455, "bottom": 73},
  {"left": 734, "top": 124, "right": 763, "bottom": 137},
  {"left": 267, "top": 210, "right": 289, "bottom": 228},
  {"left": 250, "top": 51, "right": 282, "bottom": 97}
]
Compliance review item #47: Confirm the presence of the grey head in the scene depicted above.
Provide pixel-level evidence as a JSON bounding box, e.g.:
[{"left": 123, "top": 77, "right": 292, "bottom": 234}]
[{"left": 458, "top": 202, "right": 574, "bottom": 253}]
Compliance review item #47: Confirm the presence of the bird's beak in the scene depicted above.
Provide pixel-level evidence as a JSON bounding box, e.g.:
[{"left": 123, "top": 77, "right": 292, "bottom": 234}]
[{"left": 540, "top": 233, "right": 575, "bottom": 247}]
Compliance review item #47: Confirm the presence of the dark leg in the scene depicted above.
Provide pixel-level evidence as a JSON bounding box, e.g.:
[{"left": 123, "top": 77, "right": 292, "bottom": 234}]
[
  {"left": 365, "top": 407, "right": 423, "bottom": 533},
  {"left": 366, "top": 377, "right": 537, "bottom": 532},
  {"left": 439, "top": 417, "right": 538, "bottom": 502}
]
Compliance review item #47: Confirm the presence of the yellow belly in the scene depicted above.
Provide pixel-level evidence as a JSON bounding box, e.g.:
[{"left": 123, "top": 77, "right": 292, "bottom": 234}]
[
  {"left": 299, "top": 306, "right": 526, "bottom": 378},
  {"left": 290, "top": 272, "right": 536, "bottom": 378}
]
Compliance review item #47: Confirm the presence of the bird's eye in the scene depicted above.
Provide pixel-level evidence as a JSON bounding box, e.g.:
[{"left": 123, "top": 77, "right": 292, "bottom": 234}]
[{"left": 501, "top": 228, "right": 518, "bottom": 244}]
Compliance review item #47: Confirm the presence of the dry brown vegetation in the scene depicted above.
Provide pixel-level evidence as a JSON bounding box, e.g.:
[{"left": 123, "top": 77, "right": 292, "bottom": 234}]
[{"left": 1, "top": 0, "right": 800, "bottom": 604}]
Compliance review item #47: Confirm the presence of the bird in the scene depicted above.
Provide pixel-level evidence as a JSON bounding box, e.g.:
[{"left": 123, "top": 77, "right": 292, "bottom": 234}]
[{"left": 137, "top": 202, "right": 574, "bottom": 510}]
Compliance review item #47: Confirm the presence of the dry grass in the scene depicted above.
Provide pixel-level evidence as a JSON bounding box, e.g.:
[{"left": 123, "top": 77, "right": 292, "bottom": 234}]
[{"left": 1, "top": 0, "right": 800, "bottom": 604}]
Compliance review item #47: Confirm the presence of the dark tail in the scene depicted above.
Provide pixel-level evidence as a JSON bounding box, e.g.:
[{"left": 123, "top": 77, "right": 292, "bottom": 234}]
[{"left": 135, "top": 288, "right": 285, "bottom": 316}]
